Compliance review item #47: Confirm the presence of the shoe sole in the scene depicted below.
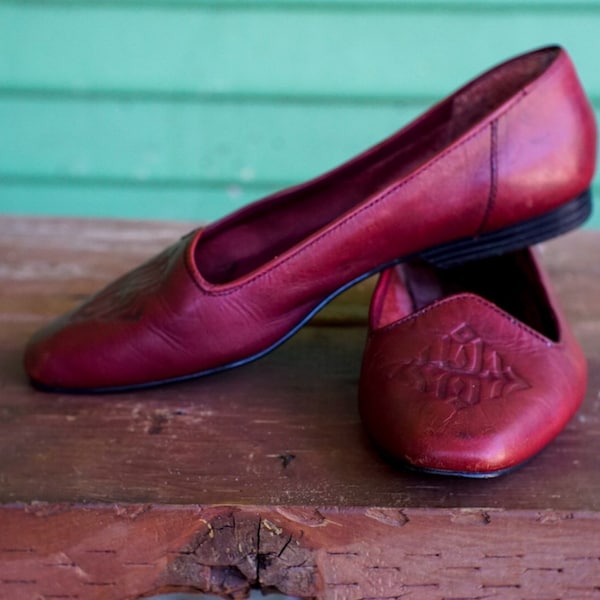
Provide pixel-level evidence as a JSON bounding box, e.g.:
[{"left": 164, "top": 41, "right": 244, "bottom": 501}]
[
  {"left": 370, "top": 436, "right": 538, "bottom": 479},
  {"left": 33, "top": 188, "right": 591, "bottom": 394},
  {"left": 402, "top": 461, "right": 526, "bottom": 479},
  {"left": 421, "top": 188, "right": 592, "bottom": 268}
]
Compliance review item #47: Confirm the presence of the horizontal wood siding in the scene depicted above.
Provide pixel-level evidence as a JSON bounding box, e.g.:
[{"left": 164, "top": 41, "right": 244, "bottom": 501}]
[{"left": 1, "top": 1, "right": 599, "bottom": 224}]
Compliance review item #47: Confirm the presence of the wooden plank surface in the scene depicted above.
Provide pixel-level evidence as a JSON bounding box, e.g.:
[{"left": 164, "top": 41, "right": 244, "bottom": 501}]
[
  {"left": 1, "top": 217, "right": 600, "bottom": 599},
  {"left": 1, "top": 217, "right": 599, "bottom": 509},
  {"left": 2, "top": 1, "right": 600, "bottom": 227},
  {"left": 1, "top": 505, "right": 599, "bottom": 599}
]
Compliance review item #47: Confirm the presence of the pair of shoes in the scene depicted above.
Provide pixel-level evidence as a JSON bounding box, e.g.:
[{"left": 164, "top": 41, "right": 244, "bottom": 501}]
[{"left": 25, "top": 46, "right": 595, "bottom": 477}]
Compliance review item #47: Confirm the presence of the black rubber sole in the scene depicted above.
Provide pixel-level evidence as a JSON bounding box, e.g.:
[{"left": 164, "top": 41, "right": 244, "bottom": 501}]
[
  {"left": 368, "top": 433, "right": 534, "bottom": 479},
  {"left": 420, "top": 188, "right": 592, "bottom": 268},
  {"left": 402, "top": 461, "right": 524, "bottom": 479},
  {"left": 32, "top": 188, "right": 592, "bottom": 394}
]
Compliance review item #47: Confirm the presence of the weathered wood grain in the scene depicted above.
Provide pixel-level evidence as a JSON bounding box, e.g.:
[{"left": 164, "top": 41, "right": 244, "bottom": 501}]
[
  {"left": 0, "top": 217, "right": 599, "bottom": 599},
  {"left": 1, "top": 506, "right": 599, "bottom": 600}
]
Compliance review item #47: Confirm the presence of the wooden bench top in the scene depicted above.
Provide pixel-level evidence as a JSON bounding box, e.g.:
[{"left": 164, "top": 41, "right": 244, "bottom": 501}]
[{"left": 1, "top": 217, "right": 599, "bottom": 599}]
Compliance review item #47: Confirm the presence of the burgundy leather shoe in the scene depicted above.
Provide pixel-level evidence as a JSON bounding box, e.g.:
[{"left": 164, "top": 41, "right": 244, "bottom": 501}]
[
  {"left": 358, "top": 248, "right": 587, "bottom": 477},
  {"left": 26, "top": 46, "right": 595, "bottom": 392}
]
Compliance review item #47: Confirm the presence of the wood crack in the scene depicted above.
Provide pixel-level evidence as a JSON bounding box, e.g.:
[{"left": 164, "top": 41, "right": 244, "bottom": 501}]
[{"left": 166, "top": 509, "right": 318, "bottom": 598}]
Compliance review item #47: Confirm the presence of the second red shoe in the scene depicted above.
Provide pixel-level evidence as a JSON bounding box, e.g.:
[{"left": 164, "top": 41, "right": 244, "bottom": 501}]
[{"left": 358, "top": 249, "right": 587, "bottom": 477}]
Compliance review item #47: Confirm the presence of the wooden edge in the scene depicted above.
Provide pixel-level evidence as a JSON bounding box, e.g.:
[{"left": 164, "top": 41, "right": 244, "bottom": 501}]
[{"left": 1, "top": 503, "right": 599, "bottom": 599}]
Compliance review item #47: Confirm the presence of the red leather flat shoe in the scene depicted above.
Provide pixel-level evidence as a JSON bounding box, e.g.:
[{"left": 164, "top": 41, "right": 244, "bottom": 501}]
[
  {"left": 358, "top": 248, "right": 587, "bottom": 477},
  {"left": 25, "top": 46, "right": 595, "bottom": 392}
]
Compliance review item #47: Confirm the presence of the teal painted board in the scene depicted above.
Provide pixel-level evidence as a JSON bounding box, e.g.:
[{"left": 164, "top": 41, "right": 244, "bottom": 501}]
[
  {"left": 2, "top": 91, "right": 599, "bottom": 183},
  {"left": 9, "top": 1, "right": 600, "bottom": 6},
  {"left": 2, "top": 91, "right": 599, "bottom": 226},
  {"left": 0, "top": 96, "right": 423, "bottom": 184},
  {"left": 2, "top": 3, "right": 600, "bottom": 99},
  {"left": 2, "top": 93, "right": 599, "bottom": 225},
  {"left": 8, "top": 0, "right": 600, "bottom": 6},
  {"left": 0, "top": 181, "right": 279, "bottom": 222},
  {"left": 1, "top": 0, "right": 600, "bottom": 226},
  {"left": 2, "top": 182, "right": 599, "bottom": 227}
]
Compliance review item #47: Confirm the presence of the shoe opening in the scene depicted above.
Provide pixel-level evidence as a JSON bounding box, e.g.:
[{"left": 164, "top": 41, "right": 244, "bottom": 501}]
[
  {"left": 372, "top": 249, "right": 560, "bottom": 343},
  {"left": 193, "top": 48, "right": 561, "bottom": 285}
]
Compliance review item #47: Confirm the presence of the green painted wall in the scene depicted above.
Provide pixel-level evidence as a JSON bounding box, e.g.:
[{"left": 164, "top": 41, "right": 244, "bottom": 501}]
[{"left": 1, "top": 0, "right": 599, "bottom": 226}]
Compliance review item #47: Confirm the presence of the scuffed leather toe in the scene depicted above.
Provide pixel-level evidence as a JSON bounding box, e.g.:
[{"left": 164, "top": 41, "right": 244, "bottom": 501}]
[{"left": 359, "top": 251, "right": 586, "bottom": 477}]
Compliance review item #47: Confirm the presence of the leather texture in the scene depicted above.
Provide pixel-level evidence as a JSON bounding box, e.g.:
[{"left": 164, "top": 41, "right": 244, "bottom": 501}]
[
  {"left": 358, "top": 250, "right": 587, "bottom": 476},
  {"left": 25, "top": 46, "right": 596, "bottom": 391}
]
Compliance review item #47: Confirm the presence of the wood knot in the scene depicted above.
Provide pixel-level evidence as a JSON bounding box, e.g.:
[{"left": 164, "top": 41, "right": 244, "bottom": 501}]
[{"left": 167, "top": 509, "right": 319, "bottom": 598}]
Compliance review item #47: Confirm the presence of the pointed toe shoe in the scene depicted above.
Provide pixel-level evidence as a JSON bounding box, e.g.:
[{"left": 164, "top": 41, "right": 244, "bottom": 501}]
[{"left": 358, "top": 249, "right": 587, "bottom": 477}]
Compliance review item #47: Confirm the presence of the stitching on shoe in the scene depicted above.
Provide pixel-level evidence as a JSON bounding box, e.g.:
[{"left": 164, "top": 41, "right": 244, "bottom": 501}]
[
  {"left": 476, "top": 119, "right": 499, "bottom": 235},
  {"left": 186, "top": 51, "right": 566, "bottom": 297},
  {"left": 372, "top": 293, "right": 558, "bottom": 347}
]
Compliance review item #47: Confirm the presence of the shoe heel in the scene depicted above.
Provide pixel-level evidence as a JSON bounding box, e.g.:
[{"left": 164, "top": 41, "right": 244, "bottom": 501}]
[{"left": 420, "top": 188, "right": 592, "bottom": 268}]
